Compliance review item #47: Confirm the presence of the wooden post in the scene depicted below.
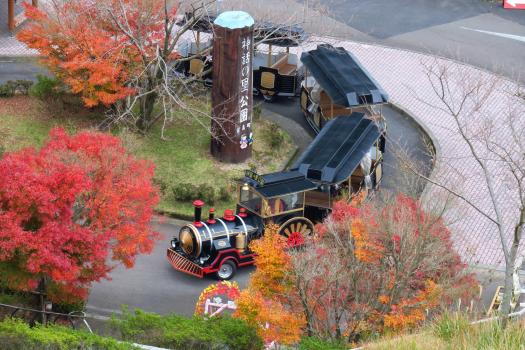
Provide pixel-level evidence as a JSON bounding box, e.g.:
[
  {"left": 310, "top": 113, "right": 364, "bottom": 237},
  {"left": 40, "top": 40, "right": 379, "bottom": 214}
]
[
  {"left": 8, "top": 0, "right": 15, "bottom": 31},
  {"left": 32, "top": 0, "right": 38, "bottom": 7},
  {"left": 210, "top": 11, "right": 254, "bottom": 163},
  {"left": 267, "top": 44, "right": 272, "bottom": 67}
]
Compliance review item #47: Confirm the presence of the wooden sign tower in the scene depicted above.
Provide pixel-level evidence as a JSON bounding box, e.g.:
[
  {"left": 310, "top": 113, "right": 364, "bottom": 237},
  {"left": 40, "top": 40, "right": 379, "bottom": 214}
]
[{"left": 210, "top": 11, "right": 254, "bottom": 163}]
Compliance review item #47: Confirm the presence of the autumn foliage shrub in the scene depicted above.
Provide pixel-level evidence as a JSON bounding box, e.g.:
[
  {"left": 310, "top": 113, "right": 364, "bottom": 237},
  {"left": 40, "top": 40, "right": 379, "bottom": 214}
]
[
  {"left": 234, "top": 224, "right": 306, "bottom": 346},
  {"left": 0, "top": 128, "right": 159, "bottom": 302},
  {"left": 236, "top": 195, "right": 477, "bottom": 345},
  {"left": 296, "top": 195, "right": 477, "bottom": 341}
]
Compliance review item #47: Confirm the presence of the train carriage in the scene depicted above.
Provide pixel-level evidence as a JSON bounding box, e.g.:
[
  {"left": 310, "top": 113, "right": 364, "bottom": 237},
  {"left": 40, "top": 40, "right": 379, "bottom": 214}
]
[
  {"left": 252, "top": 24, "right": 308, "bottom": 101},
  {"left": 300, "top": 44, "right": 389, "bottom": 133},
  {"left": 167, "top": 113, "right": 386, "bottom": 280},
  {"left": 173, "top": 13, "right": 215, "bottom": 85}
]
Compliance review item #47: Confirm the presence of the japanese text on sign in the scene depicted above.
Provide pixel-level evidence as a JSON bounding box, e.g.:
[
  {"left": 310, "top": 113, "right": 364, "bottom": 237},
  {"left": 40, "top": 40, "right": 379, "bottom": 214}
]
[{"left": 239, "top": 35, "right": 252, "bottom": 149}]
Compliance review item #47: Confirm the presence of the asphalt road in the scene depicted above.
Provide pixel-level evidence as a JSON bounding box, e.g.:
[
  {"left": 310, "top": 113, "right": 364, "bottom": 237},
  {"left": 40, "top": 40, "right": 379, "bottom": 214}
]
[
  {"left": 310, "top": 0, "right": 525, "bottom": 82},
  {"left": 86, "top": 219, "right": 253, "bottom": 318}
]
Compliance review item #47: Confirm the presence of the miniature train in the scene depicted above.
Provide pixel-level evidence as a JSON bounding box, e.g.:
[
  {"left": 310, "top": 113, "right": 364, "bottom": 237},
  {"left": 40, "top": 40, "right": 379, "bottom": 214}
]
[
  {"left": 168, "top": 25, "right": 390, "bottom": 279},
  {"left": 168, "top": 114, "right": 386, "bottom": 280}
]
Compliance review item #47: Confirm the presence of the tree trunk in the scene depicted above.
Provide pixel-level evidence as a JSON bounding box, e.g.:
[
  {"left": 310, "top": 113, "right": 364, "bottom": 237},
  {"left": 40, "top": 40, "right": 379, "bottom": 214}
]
[
  {"left": 500, "top": 241, "right": 519, "bottom": 328},
  {"left": 38, "top": 277, "right": 47, "bottom": 325},
  {"left": 138, "top": 93, "right": 157, "bottom": 132}
]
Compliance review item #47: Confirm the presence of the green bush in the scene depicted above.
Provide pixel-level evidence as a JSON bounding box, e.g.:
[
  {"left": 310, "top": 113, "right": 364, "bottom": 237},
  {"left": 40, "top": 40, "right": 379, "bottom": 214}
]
[
  {"left": 0, "top": 84, "right": 14, "bottom": 97},
  {"left": 218, "top": 186, "right": 233, "bottom": 202},
  {"left": 0, "top": 80, "right": 33, "bottom": 97},
  {"left": 172, "top": 183, "right": 199, "bottom": 202},
  {"left": 30, "top": 75, "right": 61, "bottom": 100},
  {"left": 267, "top": 123, "right": 285, "bottom": 150},
  {"left": 199, "top": 184, "right": 217, "bottom": 204},
  {"left": 172, "top": 183, "right": 220, "bottom": 204},
  {"left": 299, "top": 336, "right": 347, "bottom": 350},
  {"left": 111, "top": 308, "right": 263, "bottom": 350},
  {"left": 0, "top": 318, "right": 134, "bottom": 350}
]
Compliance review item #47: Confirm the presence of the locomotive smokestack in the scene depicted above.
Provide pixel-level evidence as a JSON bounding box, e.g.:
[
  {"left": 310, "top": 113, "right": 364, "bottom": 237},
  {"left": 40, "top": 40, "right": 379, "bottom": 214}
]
[
  {"left": 193, "top": 199, "right": 204, "bottom": 227},
  {"left": 207, "top": 208, "right": 216, "bottom": 224},
  {"left": 239, "top": 207, "right": 248, "bottom": 218},
  {"left": 223, "top": 209, "right": 235, "bottom": 221}
]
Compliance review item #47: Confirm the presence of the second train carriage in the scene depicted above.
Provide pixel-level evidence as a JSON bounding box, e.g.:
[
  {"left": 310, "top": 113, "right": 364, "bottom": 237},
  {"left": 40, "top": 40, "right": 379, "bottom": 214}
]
[
  {"left": 167, "top": 114, "right": 386, "bottom": 280},
  {"left": 300, "top": 44, "right": 389, "bottom": 133}
]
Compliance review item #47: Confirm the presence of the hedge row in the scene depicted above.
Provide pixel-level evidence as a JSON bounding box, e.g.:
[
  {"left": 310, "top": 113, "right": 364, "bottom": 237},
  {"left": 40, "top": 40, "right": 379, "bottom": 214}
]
[
  {"left": 0, "top": 80, "right": 33, "bottom": 97},
  {"left": 0, "top": 318, "right": 135, "bottom": 350},
  {"left": 111, "top": 308, "right": 263, "bottom": 350}
]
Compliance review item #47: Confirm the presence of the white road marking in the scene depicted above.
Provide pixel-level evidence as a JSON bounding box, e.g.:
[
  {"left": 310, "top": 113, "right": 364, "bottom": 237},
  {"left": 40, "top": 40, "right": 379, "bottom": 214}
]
[{"left": 461, "top": 26, "right": 525, "bottom": 43}]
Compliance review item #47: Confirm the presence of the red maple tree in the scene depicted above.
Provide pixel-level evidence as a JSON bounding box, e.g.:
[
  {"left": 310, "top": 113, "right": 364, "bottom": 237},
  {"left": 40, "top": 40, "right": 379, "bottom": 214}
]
[{"left": 0, "top": 128, "right": 159, "bottom": 302}]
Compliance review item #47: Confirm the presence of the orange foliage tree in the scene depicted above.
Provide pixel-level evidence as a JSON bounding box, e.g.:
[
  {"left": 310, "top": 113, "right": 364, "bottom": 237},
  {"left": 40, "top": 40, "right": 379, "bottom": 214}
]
[
  {"left": 234, "top": 224, "right": 305, "bottom": 346},
  {"left": 17, "top": 0, "right": 203, "bottom": 132},
  {"left": 0, "top": 128, "right": 159, "bottom": 302}
]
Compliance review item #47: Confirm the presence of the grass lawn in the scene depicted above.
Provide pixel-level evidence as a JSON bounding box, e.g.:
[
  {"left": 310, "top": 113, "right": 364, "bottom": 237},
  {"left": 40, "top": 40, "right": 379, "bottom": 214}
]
[
  {"left": 0, "top": 96, "right": 295, "bottom": 218},
  {"left": 367, "top": 314, "right": 525, "bottom": 350}
]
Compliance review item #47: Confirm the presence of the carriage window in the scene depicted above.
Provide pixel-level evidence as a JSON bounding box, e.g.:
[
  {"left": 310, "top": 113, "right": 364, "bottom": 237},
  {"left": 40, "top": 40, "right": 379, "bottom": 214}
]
[
  {"left": 266, "top": 193, "right": 303, "bottom": 216},
  {"left": 239, "top": 187, "right": 263, "bottom": 215}
]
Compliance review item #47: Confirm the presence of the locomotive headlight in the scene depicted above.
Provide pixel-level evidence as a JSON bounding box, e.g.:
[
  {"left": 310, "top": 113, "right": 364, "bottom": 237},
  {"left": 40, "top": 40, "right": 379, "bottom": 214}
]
[
  {"left": 179, "top": 226, "right": 200, "bottom": 257},
  {"left": 170, "top": 239, "right": 177, "bottom": 249}
]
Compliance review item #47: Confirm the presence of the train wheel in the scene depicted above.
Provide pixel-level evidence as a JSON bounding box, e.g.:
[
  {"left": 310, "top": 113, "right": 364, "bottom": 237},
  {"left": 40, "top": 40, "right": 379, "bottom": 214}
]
[
  {"left": 262, "top": 93, "right": 276, "bottom": 103},
  {"left": 216, "top": 260, "right": 237, "bottom": 280},
  {"left": 278, "top": 217, "right": 314, "bottom": 247}
]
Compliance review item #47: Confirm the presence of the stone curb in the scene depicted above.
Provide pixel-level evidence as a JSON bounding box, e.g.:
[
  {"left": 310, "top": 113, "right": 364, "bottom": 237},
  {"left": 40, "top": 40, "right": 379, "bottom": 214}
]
[{"left": 386, "top": 102, "right": 440, "bottom": 202}]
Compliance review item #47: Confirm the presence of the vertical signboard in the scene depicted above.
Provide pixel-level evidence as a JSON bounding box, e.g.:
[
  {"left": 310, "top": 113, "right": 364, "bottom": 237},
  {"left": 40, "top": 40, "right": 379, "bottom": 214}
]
[{"left": 211, "top": 11, "right": 254, "bottom": 163}]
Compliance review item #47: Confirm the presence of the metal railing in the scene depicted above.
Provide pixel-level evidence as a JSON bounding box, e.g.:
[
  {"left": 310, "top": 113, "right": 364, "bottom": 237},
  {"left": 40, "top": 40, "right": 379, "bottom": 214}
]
[{"left": 0, "top": 302, "right": 93, "bottom": 333}]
